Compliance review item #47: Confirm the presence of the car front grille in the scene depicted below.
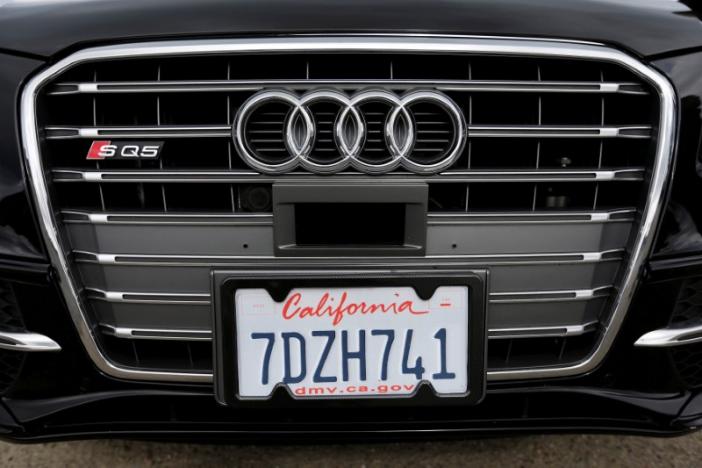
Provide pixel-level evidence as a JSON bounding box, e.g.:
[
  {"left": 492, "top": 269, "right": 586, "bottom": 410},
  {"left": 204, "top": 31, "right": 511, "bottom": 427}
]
[{"left": 22, "top": 36, "right": 675, "bottom": 383}]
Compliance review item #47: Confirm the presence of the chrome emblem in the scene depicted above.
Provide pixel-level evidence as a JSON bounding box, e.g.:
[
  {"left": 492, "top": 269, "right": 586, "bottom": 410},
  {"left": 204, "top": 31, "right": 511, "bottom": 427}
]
[{"left": 233, "top": 89, "right": 466, "bottom": 174}]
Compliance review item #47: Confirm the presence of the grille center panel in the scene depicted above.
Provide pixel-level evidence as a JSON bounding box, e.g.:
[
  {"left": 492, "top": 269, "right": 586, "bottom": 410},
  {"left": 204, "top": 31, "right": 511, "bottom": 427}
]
[{"left": 22, "top": 36, "right": 676, "bottom": 384}]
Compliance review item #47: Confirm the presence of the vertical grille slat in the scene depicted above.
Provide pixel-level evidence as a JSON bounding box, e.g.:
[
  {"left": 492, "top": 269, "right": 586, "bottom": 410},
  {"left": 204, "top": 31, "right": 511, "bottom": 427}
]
[
  {"left": 92, "top": 70, "right": 108, "bottom": 213},
  {"left": 532, "top": 64, "right": 543, "bottom": 211}
]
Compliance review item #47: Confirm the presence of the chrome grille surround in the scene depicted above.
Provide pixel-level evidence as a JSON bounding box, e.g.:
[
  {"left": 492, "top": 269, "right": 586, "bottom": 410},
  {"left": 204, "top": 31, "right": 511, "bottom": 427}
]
[{"left": 20, "top": 35, "right": 676, "bottom": 383}]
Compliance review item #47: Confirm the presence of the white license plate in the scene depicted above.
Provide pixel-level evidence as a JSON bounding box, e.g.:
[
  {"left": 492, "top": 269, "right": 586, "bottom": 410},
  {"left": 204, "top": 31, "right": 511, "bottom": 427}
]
[{"left": 234, "top": 286, "right": 469, "bottom": 399}]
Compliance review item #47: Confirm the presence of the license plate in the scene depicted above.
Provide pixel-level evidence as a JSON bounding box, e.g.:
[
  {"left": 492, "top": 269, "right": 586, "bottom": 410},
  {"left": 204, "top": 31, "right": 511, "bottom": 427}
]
[{"left": 234, "top": 286, "right": 469, "bottom": 399}]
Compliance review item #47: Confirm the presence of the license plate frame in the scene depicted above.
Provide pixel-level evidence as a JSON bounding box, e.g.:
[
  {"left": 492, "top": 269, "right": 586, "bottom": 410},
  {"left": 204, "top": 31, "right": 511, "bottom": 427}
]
[{"left": 212, "top": 270, "right": 487, "bottom": 407}]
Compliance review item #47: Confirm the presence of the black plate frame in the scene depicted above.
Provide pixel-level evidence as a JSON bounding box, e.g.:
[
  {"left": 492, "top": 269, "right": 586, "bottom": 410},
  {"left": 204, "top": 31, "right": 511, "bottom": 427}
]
[{"left": 212, "top": 270, "right": 487, "bottom": 407}]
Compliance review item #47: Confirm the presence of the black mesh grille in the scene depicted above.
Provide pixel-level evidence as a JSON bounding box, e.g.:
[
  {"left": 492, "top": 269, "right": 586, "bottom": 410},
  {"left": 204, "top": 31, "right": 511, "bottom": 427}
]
[
  {"left": 670, "top": 344, "right": 702, "bottom": 388},
  {"left": 488, "top": 334, "right": 598, "bottom": 370},
  {"left": 0, "top": 282, "right": 27, "bottom": 394},
  {"left": 669, "top": 279, "right": 702, "bottom": 388}
]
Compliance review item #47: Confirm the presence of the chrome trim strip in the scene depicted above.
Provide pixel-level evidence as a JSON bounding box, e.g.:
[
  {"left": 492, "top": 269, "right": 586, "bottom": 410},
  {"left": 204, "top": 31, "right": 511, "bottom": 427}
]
[
  {"left": 63, "top": 209, "right": 634, "bottom": 226},
  {"left": 72, "top": 249, "right": 625, "bottom": 267},
  {"left": 634, "top": 324, "right": 702, "bottom": 348},
  {"left": 44, "top": 124, "right": 651, "bottom": 140},
  {"left": 52, "top": 168, "right": 645, "bottom": 183},
  {"left": 100, "top": 324, "right": 212, "bottom": 341},
  {"left": 0, "top": 331, "right": 61, "bottom": 352},
  {"left": 88, "top": 286, "right": 612, "bottom": 306},
  {"left": 428, "top": 249, "right": 624, "bottom": 262},
  {"left": 62, "top": 211, "right": 273, "bottom": 226},
  {"left": 488, "top": 321, "right": 599, "bottom": 340},
  {"left": 85, "top": 288, "right": 211, "bottom": 305},
  {"left": 49, "top": 79, "right": 648, "bottom": 95},
  {"left": 427, "top": 209, "right": 636, "bottom": 225},
  {"left": 21, "top": 36, "right": 676, "bottom": 383},
  {"left": 488, "top": 286, "right": 613, "bottom": 303},
  {"left": 45, "top": 125, "right": 231, "bottom": 139},
  {"left": 98, "top": 322, "right": 599, "bottom": 342},
  {"left": 468, "top": 125, "right": 651, "bottom": 138}
]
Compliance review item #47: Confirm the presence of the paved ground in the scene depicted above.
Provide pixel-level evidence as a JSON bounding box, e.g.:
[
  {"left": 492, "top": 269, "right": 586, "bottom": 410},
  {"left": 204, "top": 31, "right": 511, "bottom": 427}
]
[{"left": 0, "top": 432, "right": 700, "bottom": 467}]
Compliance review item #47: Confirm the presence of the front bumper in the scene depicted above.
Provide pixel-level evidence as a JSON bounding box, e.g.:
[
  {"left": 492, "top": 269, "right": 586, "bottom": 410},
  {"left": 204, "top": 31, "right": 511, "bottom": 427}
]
[
  {"left": 0, "top": 260, "right": 698, "bottom": 442},
  {"left": 0, "top": 387, "right": 698, "bottom": 442}
]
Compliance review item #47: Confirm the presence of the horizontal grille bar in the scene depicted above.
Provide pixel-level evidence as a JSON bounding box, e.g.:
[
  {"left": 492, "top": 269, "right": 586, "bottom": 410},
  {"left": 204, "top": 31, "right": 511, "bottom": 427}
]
[
  {"left": 85, "top": 288, "right": 211, "bottom": 305},
  {"left": 468, "top": 126, "right": 651, "bottom": 139},
  {"left": 61, "top": 208, "right": 636, "bottom": 226},
  {"left": 62, "top": 211, "right": 273, "bottom": 226},
  {"left": 99, "top": 321, "right": 600, "bottom": 342},
  {"left": 427, "top": 209, "right": 636, "bottom": 224},
  {"left": 100, "top": 324, "right": 212, "bottom": 341},
  {"left": 44, "top": 124, "right": 652, "bottom": 140},
  {"left": 489, "top": 286, "right": 613, "bottom": 303},
  {"left": 61, "top": 209, "right": 635, "bottom": 225},
  {"left": 86, "top": 286, "right": 613, "bottom": 305},
  {"left": 487, "top": 321, "right": 599, "bottom": 340},
  {"left": 52, "top": 168, "right": 645, "bottom": 183},
  {"left": 46, "top": 126, "right": 231, "bottom": 139},
  {"left": 49, "top": 79, "right": 648, "bottom": 95},
  {"left": 73, "top": 249, "right": 625, "bottom": 266},
  {"left": 88, "top": 286, "right": 612, "bottom": 305}
]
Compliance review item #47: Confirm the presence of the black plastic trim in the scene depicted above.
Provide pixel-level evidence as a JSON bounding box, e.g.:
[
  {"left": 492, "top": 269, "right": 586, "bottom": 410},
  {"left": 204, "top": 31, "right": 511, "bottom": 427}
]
[{"left": 273, "top": 182, "right": 428, "bottom": 257}]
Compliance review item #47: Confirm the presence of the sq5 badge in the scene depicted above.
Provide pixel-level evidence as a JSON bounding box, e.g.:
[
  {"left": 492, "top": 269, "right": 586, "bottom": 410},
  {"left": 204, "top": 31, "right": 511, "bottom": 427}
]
[{"left": 86, "top": 140, "right": 164, "bottom": 160}]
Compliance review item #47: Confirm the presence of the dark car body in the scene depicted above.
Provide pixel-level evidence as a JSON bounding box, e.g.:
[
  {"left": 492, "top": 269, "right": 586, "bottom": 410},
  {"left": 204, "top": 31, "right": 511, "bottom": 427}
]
[{"left": 1, "top": 0, "right": 702, "bottom": 441}]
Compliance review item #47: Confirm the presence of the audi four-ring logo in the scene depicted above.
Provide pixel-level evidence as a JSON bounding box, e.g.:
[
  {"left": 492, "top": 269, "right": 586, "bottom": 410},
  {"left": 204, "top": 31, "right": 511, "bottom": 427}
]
[{"left": 232, "top": 89, "right": 467, "bottom": 174}]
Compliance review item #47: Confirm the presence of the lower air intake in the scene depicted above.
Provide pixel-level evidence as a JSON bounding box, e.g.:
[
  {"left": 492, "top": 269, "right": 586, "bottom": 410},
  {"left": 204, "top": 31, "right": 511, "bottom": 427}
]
[{"left": 0, "top": 282, "right": 27, "bottom": 394}]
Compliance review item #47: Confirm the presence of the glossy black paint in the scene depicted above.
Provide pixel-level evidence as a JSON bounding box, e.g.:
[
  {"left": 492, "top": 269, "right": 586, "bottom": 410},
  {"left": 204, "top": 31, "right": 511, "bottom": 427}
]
[
  {"left": 0, "top": 54, "right": 44, "bottom": 260},
  {"left": 0, "top": 0, "right": 701, "bottom": 59},
  {"left": 2, "top": 0, "right": 702, "bottom": 441},
  {"left": 653, "top": 51, "right": 702, "bottom": 265}
]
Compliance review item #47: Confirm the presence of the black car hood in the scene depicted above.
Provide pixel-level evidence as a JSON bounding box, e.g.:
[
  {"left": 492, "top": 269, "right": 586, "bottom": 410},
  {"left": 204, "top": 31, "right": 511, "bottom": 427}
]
[{"left": 0, "top": 0, "right": 701, "bottom": 60}]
